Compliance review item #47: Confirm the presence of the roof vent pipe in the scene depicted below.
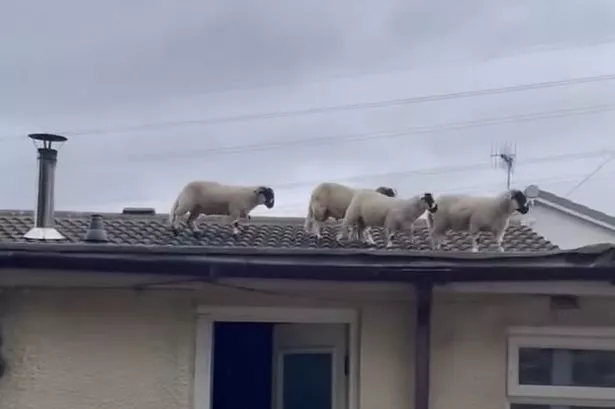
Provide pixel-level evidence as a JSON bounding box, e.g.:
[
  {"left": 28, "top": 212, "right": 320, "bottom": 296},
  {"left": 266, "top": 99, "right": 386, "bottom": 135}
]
[
  {"left": 23, "top": 133, "right": 67, "bottom": 241},
  {"left": 84, "top": 214, "right": 109, "bottom": 243}
]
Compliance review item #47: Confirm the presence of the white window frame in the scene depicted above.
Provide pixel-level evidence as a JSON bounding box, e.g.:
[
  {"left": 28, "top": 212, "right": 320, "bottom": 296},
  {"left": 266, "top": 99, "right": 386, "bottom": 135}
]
[
  {"left": 274, "top": 346, "right": 338, "bottom": 409},
  {"left": 193, "top": 306, "right": 360, "bottom": 409},
  {"left": 507, "top": 326, "right": 615, "bottom": 408}
]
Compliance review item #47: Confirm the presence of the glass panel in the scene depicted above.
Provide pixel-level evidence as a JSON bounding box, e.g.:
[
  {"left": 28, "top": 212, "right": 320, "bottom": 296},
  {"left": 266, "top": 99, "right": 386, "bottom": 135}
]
[
  {"left": 282, "top": 352, "right": 332, "bottom": 409},
  {"left": 519, "top": 347, "right": 615, "bottom": 388},
  {"left": 511, "top": 405, "right": 615, "bottom": 409}
]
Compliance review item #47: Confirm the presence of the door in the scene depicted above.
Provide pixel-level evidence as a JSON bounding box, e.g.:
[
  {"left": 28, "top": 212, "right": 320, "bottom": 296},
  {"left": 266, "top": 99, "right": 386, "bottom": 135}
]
[
  {"left": 272, "top": 323, "right": 347, "bottom": 409},
  {"left": 212, "top": 322, "right": 274, "bottom": 409}
]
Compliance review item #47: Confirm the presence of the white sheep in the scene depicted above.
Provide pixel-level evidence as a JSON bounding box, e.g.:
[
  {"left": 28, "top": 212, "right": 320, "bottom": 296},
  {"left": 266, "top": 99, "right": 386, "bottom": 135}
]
[
  {"left": 304, "top": 182, "right": 397, "bottom": 240},
  {"left": 169, "top": 180, "right": 275, "bottom": 236},
  {"left": 426, "top": 189, "right": 530, "bottom": 252},
  {"left": 340, "top": 190, "right": 438, "bottom": 248}
]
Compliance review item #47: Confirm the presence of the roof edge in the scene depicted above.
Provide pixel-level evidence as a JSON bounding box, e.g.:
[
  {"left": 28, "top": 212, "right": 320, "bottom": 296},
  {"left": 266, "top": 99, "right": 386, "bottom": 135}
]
[
  {"left": 0, "top": 243, "right": 614, "bottom": 281},
  {"left": 534, "top": 196, "right": 615, "bottom": 232}
]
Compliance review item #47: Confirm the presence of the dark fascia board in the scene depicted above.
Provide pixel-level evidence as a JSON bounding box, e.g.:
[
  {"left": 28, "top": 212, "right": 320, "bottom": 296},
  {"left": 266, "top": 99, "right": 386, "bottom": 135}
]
[{"left": 1, "top": 242, "right": 615, "bottom": 283}]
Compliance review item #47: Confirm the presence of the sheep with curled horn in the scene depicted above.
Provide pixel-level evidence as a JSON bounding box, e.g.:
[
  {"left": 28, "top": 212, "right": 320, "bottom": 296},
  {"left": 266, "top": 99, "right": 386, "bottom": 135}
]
[
  {"left": 304, "top": 182, "right": 398, "bottom": 240},
  {"left": 426, "top": 189, "right": 530, "bottom": 252},
  {"left": 169, "top": 180, "right": 275, "bottom": 236},
  {"left": 340, "top": 190, "right": 438, "bottom": 248}
]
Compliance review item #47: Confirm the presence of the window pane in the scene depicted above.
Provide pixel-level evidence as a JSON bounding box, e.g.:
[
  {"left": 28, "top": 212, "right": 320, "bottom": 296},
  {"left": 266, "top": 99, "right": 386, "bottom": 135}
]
[
  {"left": 511, "top": 405, "right": 615, "bottom": 409},
  {"left": 282, "top": 352, "right": 332, "bottom": 409},
  {"left": 519, "top": 347, "right": 615, "bottom": 388}
]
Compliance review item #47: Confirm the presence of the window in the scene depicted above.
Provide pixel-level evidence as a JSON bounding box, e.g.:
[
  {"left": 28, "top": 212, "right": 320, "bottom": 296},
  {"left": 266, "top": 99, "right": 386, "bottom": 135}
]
[
  {"left": 508, "top": 327, "right": 615, "bottom": 408},
  {"left": 275, "top": 347, "right": 337, "bottom": 409}
]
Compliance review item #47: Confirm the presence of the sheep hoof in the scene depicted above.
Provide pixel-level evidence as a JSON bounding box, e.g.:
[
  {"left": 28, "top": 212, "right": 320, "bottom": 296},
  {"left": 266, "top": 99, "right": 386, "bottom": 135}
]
[
  {"left": 471, "top": 246, "right": 479, "bottom": 253},
  {"left": 386, "top": 241, "right": 394, "bottom": 248},
  {"left": 497, "top": 246, "right": 505, "bottom": 252}
]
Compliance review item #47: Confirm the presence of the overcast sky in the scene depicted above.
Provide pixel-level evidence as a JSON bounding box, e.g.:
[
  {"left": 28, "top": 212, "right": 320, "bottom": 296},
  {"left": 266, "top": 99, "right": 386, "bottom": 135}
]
[{"left": 2, "top": 0, "right": 615, "bottom": 217}]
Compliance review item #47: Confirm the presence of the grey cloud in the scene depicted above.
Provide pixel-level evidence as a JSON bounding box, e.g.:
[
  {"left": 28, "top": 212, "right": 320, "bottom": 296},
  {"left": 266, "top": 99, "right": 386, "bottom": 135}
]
[{"left": 2, "top": 0, "right": 615, "bottom": 217}]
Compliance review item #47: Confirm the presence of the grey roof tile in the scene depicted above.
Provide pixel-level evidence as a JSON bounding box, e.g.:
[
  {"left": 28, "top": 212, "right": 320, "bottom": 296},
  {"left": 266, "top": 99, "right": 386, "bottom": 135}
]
[{"left": 0, "top": 210, "right": 558, "bottom": 252}]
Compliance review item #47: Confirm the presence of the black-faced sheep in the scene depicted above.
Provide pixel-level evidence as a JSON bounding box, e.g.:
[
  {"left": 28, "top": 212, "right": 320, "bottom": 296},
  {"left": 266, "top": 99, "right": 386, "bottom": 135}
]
[
  {"left": 169, "top": 181, "right": 275, "bottom": 236},
  {"left": 304, "top": 182, "right": 397, "bottom": 240},
  {"left": 340, "top": 191, "right": 438, "bottom": 248},
  {"left": 426, "top": 189, "right": 530, "bottom": 252}
]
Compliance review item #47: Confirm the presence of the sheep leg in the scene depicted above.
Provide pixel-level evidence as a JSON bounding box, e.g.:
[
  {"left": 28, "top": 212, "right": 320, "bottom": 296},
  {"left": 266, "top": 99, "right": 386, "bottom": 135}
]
[
  {"left": 311, "top": 220, "right": 323, "bottom": 239},
  {"left": 231, "top": 219, "right": 240, "bottom": 235},
  {"left": 494, "top": 229, "right": 506, "bottom": 252},
  {"left": 356, "top": 225, "right": 367, "bottom": 244},
  {"left": 470, "top": 233, "right": 481, "bottom": 252},
  {"left": 186, "top": 210, "right": 201, "bottom": 237},
  {"left": 408, "top": 223, "right": 416, "bottom": 244},
  {"left": 385, "top": 228, "right": 395, "bottom": 248},
  {"left": 304, "top": 217, "right": 318, "bottom": 237},
  {"left": 363, "top": 227, "right": 377, "bottom": 245},
  {"left": 430, "top": 233, "right": 443, "bottom": 250},
  {"left": 336, "top": 223, "right": 349, "bottom": 241}
]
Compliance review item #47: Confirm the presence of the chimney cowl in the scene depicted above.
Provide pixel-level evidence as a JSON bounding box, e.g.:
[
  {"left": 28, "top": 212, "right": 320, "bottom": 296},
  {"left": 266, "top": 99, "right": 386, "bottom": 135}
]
[
  {"left": 84, "top": 214, "right": 109, "bottom": 243},
  {"left": 23, "top": 133, "right": 67, "bottom": 241}
]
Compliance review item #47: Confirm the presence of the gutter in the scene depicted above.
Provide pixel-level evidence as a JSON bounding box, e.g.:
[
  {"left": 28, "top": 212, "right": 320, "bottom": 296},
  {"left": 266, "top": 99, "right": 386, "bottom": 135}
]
[{"left": 1, "top": 245, "right": 615, "bottom": 282}]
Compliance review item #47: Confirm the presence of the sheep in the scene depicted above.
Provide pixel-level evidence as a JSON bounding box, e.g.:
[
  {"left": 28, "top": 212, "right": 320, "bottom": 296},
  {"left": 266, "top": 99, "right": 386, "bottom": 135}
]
[
  {"left": 169, "top": 180, "right": 275, "bottom": 236},
  {"left": 340, "top": 190, "right": 438, "bottom": 248},
  {"left": 426, "top": 189, "right": 530, "bottom": 252},
  {"left": 304, "top": 182, "right": 398, "bottom": 240}
]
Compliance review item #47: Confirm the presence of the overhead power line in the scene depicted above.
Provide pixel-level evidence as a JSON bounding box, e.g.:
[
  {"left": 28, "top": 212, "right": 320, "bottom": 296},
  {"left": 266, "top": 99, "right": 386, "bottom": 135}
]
[
  {"left": 10, "top": 71, "right": 615, "bottom": 139},
  {"left": 99, "top": 35, "right": 615, "bottom": 108},
  {"left": 62, "top": 101, "right": 615, "bottom": 165},
  {"left": 268, "top": 149, "right": 612, "bottom": 191},
  {"left": 272, "top": 168, "right": 615, "bottom": 212},
  {"left": 565, "top": 153, "right": 615, "bottom": 197}
]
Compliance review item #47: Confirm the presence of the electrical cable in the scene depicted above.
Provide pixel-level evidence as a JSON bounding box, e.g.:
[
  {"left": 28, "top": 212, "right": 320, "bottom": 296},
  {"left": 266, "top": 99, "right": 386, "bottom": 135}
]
[
  {"left": 57, "top": 102, "right": 615, "bottom": 165},
  {"left": 565, "top": 154, "right": 615, "bottom": 197},
  {"left": 2, "top": 72, "right": 614, "bottom": 142},
  {"left": 269, "top": 149, "right": 612, "bottom": 191},
  {"left": 270, "top": 166, "right": 615, "bottom": 213}
]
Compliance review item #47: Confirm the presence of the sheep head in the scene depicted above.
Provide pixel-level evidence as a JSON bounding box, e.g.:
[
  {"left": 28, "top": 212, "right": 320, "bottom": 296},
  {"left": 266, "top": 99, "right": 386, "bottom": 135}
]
[
  {"left": 421, "top": 193, "right": 438, "bottom": 213},
  {"left": 255, "top": 186, "right": 275, "bottom": 209},
  {"left": 510, "top": 189, "right": 529, "bottom": 214}
]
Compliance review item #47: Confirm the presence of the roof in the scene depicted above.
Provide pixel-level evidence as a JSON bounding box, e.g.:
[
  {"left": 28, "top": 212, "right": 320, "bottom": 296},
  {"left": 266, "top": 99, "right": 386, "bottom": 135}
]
[
  {"left": 3, "top": 210, "right": 615, "bottom": 283},
  {"left": 536, "top": 190, "right": 615, "bottom": 228},
  {"left": 0, "top": 209, "right": 558, "bottom": 253}
]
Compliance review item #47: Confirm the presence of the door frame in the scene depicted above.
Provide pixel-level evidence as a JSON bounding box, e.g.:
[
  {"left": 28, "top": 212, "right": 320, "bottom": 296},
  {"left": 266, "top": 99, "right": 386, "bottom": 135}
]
[
  {"left": 194, "top": 306, "right": 360, "bottom": 409},
  {"left": 274, "top": 346, "right": 338, "bottom": 409}
]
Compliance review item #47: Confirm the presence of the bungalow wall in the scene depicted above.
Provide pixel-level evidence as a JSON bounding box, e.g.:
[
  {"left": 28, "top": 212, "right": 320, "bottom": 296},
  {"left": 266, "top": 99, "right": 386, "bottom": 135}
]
[
  {"left": 430, "top": 292, "right": 615, "bottom": 409},
  {"left": 4, "top": 277, "right": 607, "bottom": 409},
  {"left": 0, "top": 278, "right": 415, "bottom": 409}
]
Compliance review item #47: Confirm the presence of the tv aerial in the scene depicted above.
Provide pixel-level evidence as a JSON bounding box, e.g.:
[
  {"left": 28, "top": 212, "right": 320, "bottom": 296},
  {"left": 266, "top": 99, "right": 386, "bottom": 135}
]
[{"left": 491, "top": 141, "right": 517, "bottom": 190}]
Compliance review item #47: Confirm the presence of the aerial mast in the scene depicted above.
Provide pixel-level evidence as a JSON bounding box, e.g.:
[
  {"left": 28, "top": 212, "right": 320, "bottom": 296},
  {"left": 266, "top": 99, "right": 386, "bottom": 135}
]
[{"left": 491, "top": 141, "right": 517, "bottom": 190}]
